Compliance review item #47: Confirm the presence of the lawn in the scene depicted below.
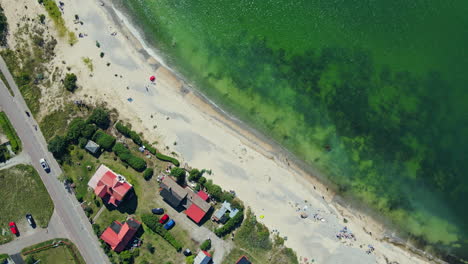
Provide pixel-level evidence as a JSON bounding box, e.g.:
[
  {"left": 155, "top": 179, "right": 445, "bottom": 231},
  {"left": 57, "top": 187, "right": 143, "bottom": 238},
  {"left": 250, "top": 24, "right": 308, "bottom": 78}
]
[
  {"left": 64, "top": 139, "right": 198, "bottom": 264},
  {"left": 22, "top": 238, "right": 85, "bottom": 264},
  {"left": 0, "top": 164, "right": 54, "bottom": 244}
]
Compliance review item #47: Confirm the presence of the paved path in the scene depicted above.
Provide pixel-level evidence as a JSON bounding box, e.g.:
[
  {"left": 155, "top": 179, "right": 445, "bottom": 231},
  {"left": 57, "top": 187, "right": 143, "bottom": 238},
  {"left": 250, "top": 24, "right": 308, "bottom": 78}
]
[
  {"left": 0, "top": 56, "right": 110, "bottom": 264},
  {"left": 0, "top": 151, "right": 30, "bottom": 170}
]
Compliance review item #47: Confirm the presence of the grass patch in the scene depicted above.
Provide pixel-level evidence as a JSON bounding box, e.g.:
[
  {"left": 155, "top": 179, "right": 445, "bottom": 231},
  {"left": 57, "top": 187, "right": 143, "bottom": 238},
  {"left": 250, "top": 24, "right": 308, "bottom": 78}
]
[
  {"left": 0, "top": 164, "right": 54, "bottom": 244},
  {"left": 0, "top": 70, "right": 14, "bottom": 96},
  {"left": 223, "top": 209, "right": 299, "bottom": 264},
  {"left": 82, "top": 57, "right": 93, "bottom": 72},
  {"left": 0, "top": 111, "right": 21, "bottom": 153},
  {"left": 39, "top": 104, "right": 83, "bottom": 141},
  {"left": 0, "top": 253, "right": 8, "bottom": 263},
  {"left": 42, "top": 0, "right": 66, "bottom": 37},
  {"left": 22, "top": 238, "right": 85, "bottom": 264}
]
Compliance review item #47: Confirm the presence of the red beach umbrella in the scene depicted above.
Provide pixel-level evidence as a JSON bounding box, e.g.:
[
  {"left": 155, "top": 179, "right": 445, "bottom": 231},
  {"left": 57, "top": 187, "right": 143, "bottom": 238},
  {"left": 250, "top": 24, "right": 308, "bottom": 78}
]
[{"left": 150, "top": 75, "right": 156, "bottom": 82}]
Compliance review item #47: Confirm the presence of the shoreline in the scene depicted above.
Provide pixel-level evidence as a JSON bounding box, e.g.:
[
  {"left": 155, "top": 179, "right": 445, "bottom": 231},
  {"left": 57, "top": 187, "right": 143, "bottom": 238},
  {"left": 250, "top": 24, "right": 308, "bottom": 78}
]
[
  {"left": 101, "top": 2, "right": 446, "bottom": 263},
  {"left": 0, "top": 0, "right": 446, "bottom": 263}
]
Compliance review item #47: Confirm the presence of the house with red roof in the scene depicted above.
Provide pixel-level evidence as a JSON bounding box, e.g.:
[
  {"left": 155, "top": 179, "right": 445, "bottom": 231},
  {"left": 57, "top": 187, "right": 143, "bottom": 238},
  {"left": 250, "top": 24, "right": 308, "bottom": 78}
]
[
  {"left": 100, "top": 218, "right": 141, "bottom": 252},
  {"left": 194, "top": 250, "right": 212, "bottom": 264},
  {"left": 160, "top": 176, "right": 211, "bottom": 224},
  {"left": 88, "top": 164, "right": 133, "bottom": 207}
]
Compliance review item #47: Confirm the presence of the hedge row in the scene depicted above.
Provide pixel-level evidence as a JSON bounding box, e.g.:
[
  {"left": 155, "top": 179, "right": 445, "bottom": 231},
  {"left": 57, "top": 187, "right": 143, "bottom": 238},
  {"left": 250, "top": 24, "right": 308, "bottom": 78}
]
[
  {"left": 156, "top": 152, "right": 180, "bottom": 167},
  {"left": 214, "top": 209, "right": 244, "bottom": 237},
  {"left": 112, "top": 143, "right": 146, "bottom": 172},
  {"left": 0, "top": 112, "right": 21, "bottom": 153},
  {"left": 92, "top": 130, "right": 116, "bottom": 151},
  {"left": 141, "top": 214, "right": 182, "bottom": 251},
  {"left": 115, "top": 122, "right": 142, "bottom": 146}
]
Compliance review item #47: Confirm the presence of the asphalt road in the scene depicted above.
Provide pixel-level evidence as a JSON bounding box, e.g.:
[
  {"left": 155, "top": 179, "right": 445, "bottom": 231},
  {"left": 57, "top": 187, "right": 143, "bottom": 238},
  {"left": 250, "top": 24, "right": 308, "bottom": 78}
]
[{"left": 0, "top": 56, "right": 109, "bottom": 264}]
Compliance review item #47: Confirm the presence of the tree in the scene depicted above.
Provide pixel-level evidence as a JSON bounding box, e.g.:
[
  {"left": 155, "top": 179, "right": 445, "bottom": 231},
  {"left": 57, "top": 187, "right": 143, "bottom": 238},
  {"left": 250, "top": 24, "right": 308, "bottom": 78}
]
[
  {"left": 200, "top": 239, "right": 211, "bottom": 251},
  {"left": 78, "top": 137, "right": 88, "bottom": 148},
  {"left": 170, "top": 167, "right": 186, "bottom": 185},
  {"left": 25, "top": 256, "right": 36, "bottom": 264},
  {"left": 0, "top": 6, "right": 8, "bottom": 46},
  {"left": 87, "top": 108, "right": 110, "bottom": 129},
  {"left": 64, "top": 73, "right": 78, "bottom": 92},
  {"left": 48, "top": 135, "right": 67, "bottom": 158},
  {"left": 0, "top": 145, "right": 10, "bottom": 162},
  {"left": 66, "top": 118, "right": 86, "bottom": 143},
  {"left": 143, "top": 168, "right": 154, "bottom": 181},
  {"left": 188, "top": 169, "right": 201, "bottom": 182},
  {"left": 92, "top": 130, "right": 116, "bottom": 151},
  {"left": 81, "top": 123, "right": 97, "bottom": 139}
]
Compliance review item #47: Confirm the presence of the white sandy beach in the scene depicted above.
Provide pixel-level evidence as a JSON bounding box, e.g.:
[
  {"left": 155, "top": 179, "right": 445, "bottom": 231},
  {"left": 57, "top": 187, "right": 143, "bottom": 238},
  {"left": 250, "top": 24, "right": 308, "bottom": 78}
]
[{"left": 1, "top": 0, "right": 439, "bottom": 263}]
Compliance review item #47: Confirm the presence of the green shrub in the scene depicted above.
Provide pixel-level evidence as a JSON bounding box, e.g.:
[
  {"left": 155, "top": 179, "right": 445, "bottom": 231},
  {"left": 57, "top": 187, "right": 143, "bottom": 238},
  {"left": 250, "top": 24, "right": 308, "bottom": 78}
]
[
  {"left": 143, "top": 168, "right": 154, "bottom": 181},
  {"left": 141, "top": 214, "right": 182, "bottom": 251},
  {"left": 204, "top": 180, "right": 223, "bottom": 201},
  {"left": 112, "top": 143, "right": 146, "bottom": 172},
  {"left": 116, "top": 122, "right": 142, "bottom": 146},
  {"left": 200, "top": 239, "right": 211, "bottom": 251},
  {"left": 92, "top": 130, "right": 115, "bottom": 151},
  {"left": 185, "top": 255, "right": 195, "bottom": 264},
  {"left": 214, "top": 209, "right": 244, "bottom": 237},
  {"left": 64, "top": 73, "right": 77, "bottom": 92},
  {"left": 0, "top": 8, "right": 8, "bottom": 47},
  {"left": 144, "top": 143, "right": 157, "bottom": 155},
  {"left": 87, "top": 108, "right": 110, "bottom": 129},
  {"left": 156, "top": 152, "right": 180, "bottom": 166},
  {"left": 38, "top": 14, "right": 46, "bottom": 24}
]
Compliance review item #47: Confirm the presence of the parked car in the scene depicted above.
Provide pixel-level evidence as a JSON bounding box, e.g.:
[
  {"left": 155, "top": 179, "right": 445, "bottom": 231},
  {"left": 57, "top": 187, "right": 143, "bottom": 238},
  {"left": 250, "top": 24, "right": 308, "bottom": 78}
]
[
  {"left": 159, "top": 214, "right": 169, "bottom": 224},
  {"left": 151, "top": 208, "right": 164, "bottom": 215},
  {"left": 164, "top": 219, "right": 175, "bottom": 230},
  {"left": 26, "top": 214, "right": 36, "bottom": 228},
  {"left": 39, "top": 159, "right": 50, "bottom": 173},
  {"left": 9, "top": 222, "right": 18, "bottom": 235}
]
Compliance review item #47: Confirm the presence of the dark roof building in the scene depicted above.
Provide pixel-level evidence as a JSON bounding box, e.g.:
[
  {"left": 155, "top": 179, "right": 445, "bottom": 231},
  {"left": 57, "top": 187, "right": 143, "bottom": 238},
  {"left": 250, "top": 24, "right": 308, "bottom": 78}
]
[
  {"left": 236, "top": 255, "right": 252, "bottom": 264},
  {"left": 160, "top": 176, "right": 211, "bottom": 224},
  {"left": 100, "top": 218, "right": 140, "bottom": 252}
]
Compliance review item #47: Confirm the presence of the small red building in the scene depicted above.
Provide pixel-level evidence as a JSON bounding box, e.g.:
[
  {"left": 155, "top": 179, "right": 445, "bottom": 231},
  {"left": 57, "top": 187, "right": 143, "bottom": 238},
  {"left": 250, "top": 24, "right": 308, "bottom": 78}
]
[
  {"left": 88, "top": 165, "right": 132, "bottom": 207},
  {"left": 100, "top": 218, "right": 141, "bottom": 252}
]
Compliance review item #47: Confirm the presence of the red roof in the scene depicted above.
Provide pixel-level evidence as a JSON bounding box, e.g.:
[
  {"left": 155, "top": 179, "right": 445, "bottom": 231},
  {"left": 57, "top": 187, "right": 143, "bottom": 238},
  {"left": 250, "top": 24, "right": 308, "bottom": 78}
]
[
  {"left": 197, "top": 190, "right": 209, "bottom": 201},
  {"left": 202, "top": 250, "right": 211, "bottom": 257},
  {"left": 100, "top": 219, "right": 141, "bottom": 252},
  {"left": 93, "top": 170, "right": 132, "bottom": 206},
  {"left": 185, "top": 203, "right": 206, "bottom": 223}
]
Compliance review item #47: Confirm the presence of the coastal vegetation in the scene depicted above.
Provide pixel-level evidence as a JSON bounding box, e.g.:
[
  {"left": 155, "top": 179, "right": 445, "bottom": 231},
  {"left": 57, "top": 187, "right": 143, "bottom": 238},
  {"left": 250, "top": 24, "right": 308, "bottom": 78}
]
[
  {"left": 0, "top": 111, "right": 21, "bottom": 153},
  {"left": 0, "top": 5, "right": 8, "bottom": 46},
  {"left": 0, "top": 165, "right": 54, "bottom": 244},
  {"left": 117, "top": 0, "right": 468, "bottom": 259},
  {"left": 0, "top": 17, "right": 57, "bottom": 116},
  {"left": 64, "top": 72, "right": 77, "bottom": 92},
  {"left": 39, "top": 0, "right": 76, "bottom": 45}
]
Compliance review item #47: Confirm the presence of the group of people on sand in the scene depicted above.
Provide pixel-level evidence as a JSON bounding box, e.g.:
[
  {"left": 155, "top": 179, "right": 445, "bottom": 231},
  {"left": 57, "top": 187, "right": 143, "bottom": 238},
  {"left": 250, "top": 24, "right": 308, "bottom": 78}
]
[{"left": 336, "top": 226, "right": 356, "bottom": 241}]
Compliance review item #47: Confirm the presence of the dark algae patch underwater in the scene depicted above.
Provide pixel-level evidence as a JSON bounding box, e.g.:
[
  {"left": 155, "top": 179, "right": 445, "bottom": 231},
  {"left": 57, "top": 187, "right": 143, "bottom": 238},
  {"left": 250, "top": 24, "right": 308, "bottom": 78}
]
[{"left": 116, "top": 0, "right": 468, "bottom": 260}]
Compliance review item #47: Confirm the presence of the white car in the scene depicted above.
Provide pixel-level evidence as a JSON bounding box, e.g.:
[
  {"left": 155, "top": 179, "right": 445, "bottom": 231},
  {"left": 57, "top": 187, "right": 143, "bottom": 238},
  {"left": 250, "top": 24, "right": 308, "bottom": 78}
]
[{"left": 40, "top": 158, "right": 50, "bottom": 173}]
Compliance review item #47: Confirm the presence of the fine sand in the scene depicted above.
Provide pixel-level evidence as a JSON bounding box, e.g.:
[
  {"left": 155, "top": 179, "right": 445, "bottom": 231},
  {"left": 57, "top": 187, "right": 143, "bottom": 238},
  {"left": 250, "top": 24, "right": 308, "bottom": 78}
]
[{"left": 1, "top": 0, "right": 440, "bottom": 263}]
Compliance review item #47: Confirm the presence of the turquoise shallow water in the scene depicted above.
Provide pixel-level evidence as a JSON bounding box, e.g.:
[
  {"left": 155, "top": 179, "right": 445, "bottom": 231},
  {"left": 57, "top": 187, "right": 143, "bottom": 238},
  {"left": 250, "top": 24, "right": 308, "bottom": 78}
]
[{"left": 115, "top": 0, "right": 468, "bottom": 260}]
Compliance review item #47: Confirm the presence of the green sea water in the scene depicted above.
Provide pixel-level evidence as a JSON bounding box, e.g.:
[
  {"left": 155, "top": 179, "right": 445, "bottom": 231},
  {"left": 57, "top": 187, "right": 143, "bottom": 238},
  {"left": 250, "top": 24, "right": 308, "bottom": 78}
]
[{"left": 115, "top": 0, "right": 468, "bottom": 260}]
